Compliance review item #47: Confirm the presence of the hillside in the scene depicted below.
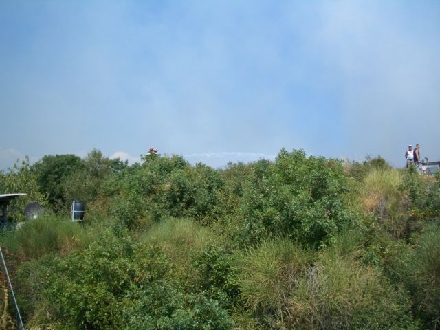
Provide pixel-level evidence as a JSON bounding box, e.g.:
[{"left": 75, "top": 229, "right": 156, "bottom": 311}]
[{"left": 0, "top": 148, "right": 439, "bottom": 330}]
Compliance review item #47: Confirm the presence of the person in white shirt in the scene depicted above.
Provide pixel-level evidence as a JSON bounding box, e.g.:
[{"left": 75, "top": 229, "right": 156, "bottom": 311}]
[{"left": 405, "top": 145, "right": 414, "bottom": 168}]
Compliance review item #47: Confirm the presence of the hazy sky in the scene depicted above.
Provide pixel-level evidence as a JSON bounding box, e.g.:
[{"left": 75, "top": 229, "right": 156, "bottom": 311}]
[{"left": 1, "top": 1, "right": 439, "bottom": 170}]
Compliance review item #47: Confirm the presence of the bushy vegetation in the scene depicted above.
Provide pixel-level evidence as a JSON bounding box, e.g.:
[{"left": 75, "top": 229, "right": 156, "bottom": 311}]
[{"left": 0, "top": 149, "right": 439, "bottom": 329}]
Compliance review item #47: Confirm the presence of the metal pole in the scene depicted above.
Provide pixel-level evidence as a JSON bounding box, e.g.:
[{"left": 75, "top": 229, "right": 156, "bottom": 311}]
[{"left": 0, "top": 247, "right": 25, "bottom": 330}]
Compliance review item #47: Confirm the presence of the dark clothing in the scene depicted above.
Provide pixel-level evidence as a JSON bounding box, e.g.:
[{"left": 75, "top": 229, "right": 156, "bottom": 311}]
[{"left": 414, "top": 147, "right": 420, "bottom": 165}]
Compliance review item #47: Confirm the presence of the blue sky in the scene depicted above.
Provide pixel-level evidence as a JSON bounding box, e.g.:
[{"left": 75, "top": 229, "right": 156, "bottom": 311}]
[{"left": 1, "top": 0, "right": 439, "bottom": 170}]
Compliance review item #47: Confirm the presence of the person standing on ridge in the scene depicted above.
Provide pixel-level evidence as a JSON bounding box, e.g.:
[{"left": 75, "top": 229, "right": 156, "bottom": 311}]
[
  {"left": 405, "top": 145, "right": 414, "bottom": 168},
  {"left": 414, "top": 143, "right": 421, "bottom": 166}
]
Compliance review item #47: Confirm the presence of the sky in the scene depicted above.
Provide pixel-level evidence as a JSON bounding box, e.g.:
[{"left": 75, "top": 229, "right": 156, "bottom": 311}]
[{"left": 1, "top": 0, "right": 439, "bottom": 170}]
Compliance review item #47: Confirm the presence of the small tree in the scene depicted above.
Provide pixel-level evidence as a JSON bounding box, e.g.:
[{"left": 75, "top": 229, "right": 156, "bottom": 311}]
[
  {"left": 32, "top": 154, "right": 84, "bottom": 212},
  {"left": 0, "top": 156, "right": 47, "bottom": 222}
]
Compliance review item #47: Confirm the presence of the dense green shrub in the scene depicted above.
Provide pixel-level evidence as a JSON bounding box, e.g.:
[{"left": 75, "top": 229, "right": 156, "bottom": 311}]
[
  {"left": 179, "top": 164, "right": 224, "bottom": 223},
  {"left": 105, "top": 155, "right": 225, "bottom": 229},
  {"left": 18, "top": 230, "right": 234, "bottom": 329},
  {"left": 62, "top": 149, "right": 127, "bottom": 207},
  {"left": 105, "top": 163, "right": 158, "bottom": 228},
  {"left": 394, "top": 223, "right": 440, "bottom": 329},
  {"left": 32, "top": 154, "right": 85, "bottom": 212},
  {"left": 236, "top": 149, "right": 354, "bottom": 248},
  {"left": 123, "top": 289, "right": 234, "bottom": 330},
  {"left": 192, "top": 245, "right": 240, "bottom": 308},
  {"left": 38, "top": 234, "right": 166, "bottom": 329},
  {"left": 400, "top": 169, "right": 440, "bottom": 224}
]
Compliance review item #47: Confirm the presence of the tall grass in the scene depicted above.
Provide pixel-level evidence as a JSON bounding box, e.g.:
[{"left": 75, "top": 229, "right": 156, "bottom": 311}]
[
  {"left": 0, "top": 214, "right": 96, "bottom": 260},
  {"left": 291, "top": 246, "right": 416, "bottom": 329},
  {"left": 399, "top": 223, "right": 440, "bottom": 328},
  {"left": 140, "top": 217, "right": 225, "bottom": 282},
  {"left": 234, "top": 236, "right": 417, "bottom": 329},
  {"left": 141, "top": 217, "right": 220, "bottom": 250},
  {"left": 235, "top": 238, "right": 313, "bottom": 328},
  {"left": 358, "top": 168, "right": 409, "bottom": 237}
]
